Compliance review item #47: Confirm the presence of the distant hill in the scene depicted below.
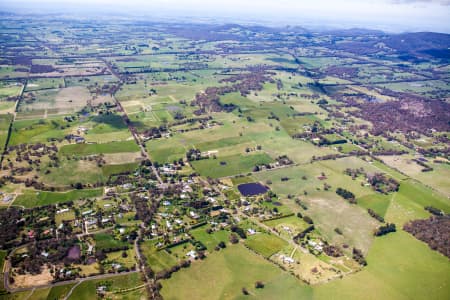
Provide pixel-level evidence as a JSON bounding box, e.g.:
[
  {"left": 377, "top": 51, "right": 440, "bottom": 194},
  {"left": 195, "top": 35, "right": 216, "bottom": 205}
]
[
  {"left": 385, "top": 32, "right": 450, "bottom": 52},
  {"left": 323, "top": 28, "right": 385, "bottom": 36}
]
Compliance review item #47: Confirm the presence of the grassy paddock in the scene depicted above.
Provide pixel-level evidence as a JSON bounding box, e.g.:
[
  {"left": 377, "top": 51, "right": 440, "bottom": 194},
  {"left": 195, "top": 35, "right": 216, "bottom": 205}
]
[
  {"left": 14, "top": 188, "right": 102, "bottom": 208},
  {"left": 68, "top": 273, "right": 144, "bottom": 300},
  {"left": 93, "top": 233, "right": 129, "bottom": 251},
  {"left": 244, "top": 232, "right": 288, "bottom": 258},
  {"left": 60, "top": 140, "right": 139, "bottom": 156},
  {"left": 191, "top": 153, "right": 273, "bottom": 178},
  {"left": 161, "top": 244, "right": 311, "bottom": 300},
  {"left": 102, "top": 162, "right": 139, "bottom": 177}
]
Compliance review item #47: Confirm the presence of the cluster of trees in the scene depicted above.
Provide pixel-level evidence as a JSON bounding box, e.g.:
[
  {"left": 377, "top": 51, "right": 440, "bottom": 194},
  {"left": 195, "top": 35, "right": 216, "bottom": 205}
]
[
  {"left": 132, "top": 193, "right": 159, "bottom": 225},
  {"left": 0, "top": 205, "right": 61, "bottom": 250},
  {"left": 142, "top": 125, "right": 168, "bottom": 140},
  {"left": 11, "top": 238, "right": 79, "bottom": 275},
  {"left": 336, "top": 187, "right": 356, "bottom": 204},
  {"left": 156, "top": 259, "right": 191, "bottom": 280},
  {"left": 368, "top": 209, "right": 385, "bottom": 223},
  {"left": 352, "top": 248, "right": 367, "bottom": 266},
  {"left": 355, "top": 98, "right": 450, "bottom": 135},
  {"left": 186, "top": 148, "right": 207, "bottom": 161},
  {"left": 275, "top": 155, "right": 293, "bottom": 166},
  {"left": 367, "top": 173, "right": 399, "bottom": 194},
  {"left": 374, "top": 223, "right": 396, "bottom": 236},
  {"left": 344, "top": 167, "right": 365, "bottom": 179},
  {"left": 229, "top": 233, "right": 239, "bottom": 244},
  {"left": 425, "top": 206, "right": 444, "bottom": 216},
  {"left": 0, "top": 207, "right": 22, "bottom": 249},
  {"left": 293, "top": 225, "right": 315, "bottom": 244},
  {"left": 230, "top": 225, "right": 247, "bottom": 239},
  {"left": 323, "top": 245, "right": 343, "bottom": 257},
  {"left": 413, "top": 159, "right": 434, "bottom": 172},
  {"left": 404, "top": 215, "right": 450, "bottom": 258},
  {"left": 191, "top": 68, "right": 275, "bottom": 114}
]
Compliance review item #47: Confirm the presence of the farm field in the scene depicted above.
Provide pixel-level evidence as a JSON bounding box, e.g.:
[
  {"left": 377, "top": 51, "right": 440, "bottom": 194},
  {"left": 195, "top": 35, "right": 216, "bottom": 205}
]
[
  {"left": 160, "top": 244, "right": 312, "bottom": 300},
  {"left": 67, "top": 273, "right": 145, "bottom": 300},
  {"left": 0, "top": 14, "right": 449, "bottom": 300},
  {"left": 13, "top": 188, "right": 103, "bottom": 208}
]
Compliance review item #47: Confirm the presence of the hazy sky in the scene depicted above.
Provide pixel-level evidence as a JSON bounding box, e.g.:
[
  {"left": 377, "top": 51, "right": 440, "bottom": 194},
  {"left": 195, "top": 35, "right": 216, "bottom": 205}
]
[{"left": 2, "top": 0, "right": 450, "bottom": 33}]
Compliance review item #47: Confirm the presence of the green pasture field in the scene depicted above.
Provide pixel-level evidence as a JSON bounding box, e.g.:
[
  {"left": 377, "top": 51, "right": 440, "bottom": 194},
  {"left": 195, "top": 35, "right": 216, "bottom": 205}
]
[
  {"left": 39, "top": 158, "right": 107, "bottom": 186},
  {"left": 68, "top": 272, "right": 144, "bottom": 300},
  {"left": 161, "top": 244, "right": 311, "bottom": 300},
  {"left": 375, "top": 80, "right": 450, "bottom": 97},
  {"left": 318, "top": 76, "right": 353, "bottom": 85},
  {"left": 357, "top": 193, "right": 391, "bottom": 218},
  {"left": 93, "top": 233, "right": 129, "bottom": 251},
  {"left": 0, "top": 291, "right": 34, "bottom": 300},
  {"left": 10, "top": 112, "right": 133, "bottom": 144},
  {"left": 244, "top": 232, "right": 288, "bottom": 258},
  {"left": 0, "top": 114, "right": 13, "bottom": 149},
  {"left": 46, "top": 284, "right": 76, "bottom": 300},
  {"left": 0, "top": 100, "right": 16, "bottom": 114},
  {"left": 334, "top": 142, "right": 361, "bottom": 153},
  {"left": 146, "top": 113, "right": 276, "bottom": 163},
  {"left": 412, "top": 162, "right": 450, "bottom": 196},
  {"left": 21, "top": 287, "right": 51, "bottom": 300},
  {"left": 146, "top": 138, "right": 186, "bottom": 163},
  {"left": 260, "top": 200, "right": 293, "bottom": 216},
  {"left": 264, "top": 215, "right": 310, "bottom": 234},
  {"left": 0, "top": 83, "right": 22, "bottom": 99},
  {"left": 18, "top": 86, "right": 92, "bottom": 116},
  {"left": 297, "top": 56, "right": 356, "bottom": 69},
  {"left": 55, "top": 210, "right": 76, "bottom": 225},
  {"left": 385, "top": 179, "right": 450, "bottom": 225},
  {"left": 140, "top": 240, "right": 181, "bottom": 273},
  {"left": 190, "top": 226, "right": 231, "bottom": 251},
  {"left": 25, "top": 78, "right": 64, "bottom": 92},
  {"left": 141, "top": 241, "right": 194, "bottom": 272},
  {"left": 8, "top": 117, "right": 69, "bottom": 145},
  {"left": 88, "top": 114, "right": 128, "bottom": 133},
  {"left": 102, "top": 162, "right": 139, "bottom": 177},
  {"left": 190, "top": 152, "right": 273, "bottom": 178},
  {"left": 105, "top": 248, "right": 136, "bottom": 269},
  {"left": 13, "top": 188, "right": 102, "bottom": 208},
  {"left": 253, "top": 164, "right": 379, "bottom": 254},
  {"left": 280, "top": 114, "right": 323, "bottom": 136},
  {"left": 378, "top": 154, "right": 450, "bottom": 196},
  {"left": 64, "top": 75, "right": 118, "bottom": 87},
  {"left": 0, "top": 114, "right": 13, "bottom": 131},
  {"left": 314, "top": 231, "right": 450, "bottom": 300},
  {"left": 60, "top": 140, "right": 139, "bottom": 156},
  {"left": 0, "top": 65, "right": 28, "bottom": 79}
]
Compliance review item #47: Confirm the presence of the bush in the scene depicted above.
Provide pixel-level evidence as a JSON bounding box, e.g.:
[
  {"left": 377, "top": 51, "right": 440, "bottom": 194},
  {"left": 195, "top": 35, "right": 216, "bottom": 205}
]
[
  {"left": 229, "top": 234, "right": 239, "bottom": 244},
  {"left": 368, "top": 209, "right": 384, "bottom": 222},
  {"left": 425, "top": 206, "right": 443, "bottom": 216},
  {"left": 303, "top": 215, "right": 314, "bottom": 224}
]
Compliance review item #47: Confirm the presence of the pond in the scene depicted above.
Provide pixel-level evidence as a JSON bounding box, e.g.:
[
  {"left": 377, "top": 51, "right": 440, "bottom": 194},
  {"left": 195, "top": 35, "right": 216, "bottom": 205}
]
[{"left": 237, "top": 182, "right": 269, "bottom": 196}]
